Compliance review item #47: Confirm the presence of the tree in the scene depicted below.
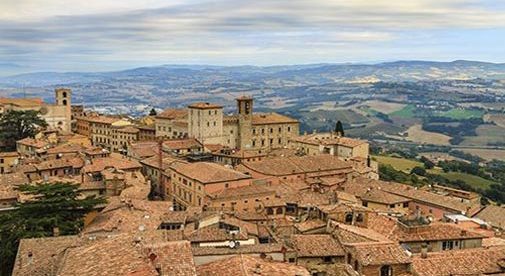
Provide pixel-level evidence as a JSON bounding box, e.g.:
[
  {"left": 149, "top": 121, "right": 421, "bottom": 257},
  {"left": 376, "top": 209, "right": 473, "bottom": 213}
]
[
  {"left": 0, "top": 110, "right": 47, "bottom": 151},
  {"left": 0, "top": 182, "right": 106, "bottom": 275},
  {"left": 410, "top": 166, "right": 427, "bottom": 176},
  {"left": 335, "top": 120, "right": 345, "bottom": 136},
  {"left": 149, "top": 108, "right": 157, "bottom": 116}
]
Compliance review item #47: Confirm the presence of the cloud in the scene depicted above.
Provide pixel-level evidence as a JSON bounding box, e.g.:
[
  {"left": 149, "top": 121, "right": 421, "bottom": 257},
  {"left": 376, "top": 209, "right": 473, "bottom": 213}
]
[{"left": 1, "top": 0, "right": 505, "bottom": 75}]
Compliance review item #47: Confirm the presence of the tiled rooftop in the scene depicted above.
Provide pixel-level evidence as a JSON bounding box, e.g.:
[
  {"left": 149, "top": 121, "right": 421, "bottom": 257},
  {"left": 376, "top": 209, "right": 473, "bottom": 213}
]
[
  {"left": 411, "top": 246, "right": 505, "bottom": 276},
  {"left": 170, "top": 162, "right": 251, "bottom": 184},
  {"left": 291, "top": 234, "right": 345, "bottom": 257},
  {"left": 196, "top": 254, "right": 310, "bottom": 276}
]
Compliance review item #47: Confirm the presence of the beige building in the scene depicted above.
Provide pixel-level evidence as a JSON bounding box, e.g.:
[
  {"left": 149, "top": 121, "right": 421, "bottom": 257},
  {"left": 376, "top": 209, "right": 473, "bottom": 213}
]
[
  {"left": 289, "top": 133, "right": 369, "bottom": 160},
  {"left": 167, "top": 161, "right": 252, "bottom": 209},
  {"left": 155, "top": 97, "right": 299, "bottom": 150},
  {"left": 155, "top": 108, "right": 188, "bottom": 138},
  {"left": 0, "top": 88, "right": 72, "bottom": 132},
  {"left": 0, "top": 151, "right": 19, "bottom": 174}
]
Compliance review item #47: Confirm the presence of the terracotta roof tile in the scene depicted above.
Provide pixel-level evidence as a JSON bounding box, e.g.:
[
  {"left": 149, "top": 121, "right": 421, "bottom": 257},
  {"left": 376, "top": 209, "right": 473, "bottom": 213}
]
[
  {"left": 346, "top": 243, "right": 411, "bottom": 266},
  {"left": 240, "top": 155, "right": 352, "bottom": 176},
  {"left": 291, "top": 234, "right": 345, "bottom": 257},
  {"left": 83, "top": 156, "right": 142, "bottom": 173},
  {"left": 163, "top": 138, "right": 202, "bottom": 150},
  {"left": 251, "top": 113, "right": 298, "bottom": 125},
  {"left": 474, "top": 205, "right": 505, "bottom": 229},
  {"left": 155, "top": 108, "right": 187, "bottom": 119},
  {"left": 188, "top": 102, "right": 223, "bottom": 109},
  {"left": 196, "top": 255, "right": 309, "bottom": 276},
  {"left": 411, "top": 246, "right": 505, "bottom": 276},
  {"left": 170, "top": 162, "right": 251, "bottom": 184}
]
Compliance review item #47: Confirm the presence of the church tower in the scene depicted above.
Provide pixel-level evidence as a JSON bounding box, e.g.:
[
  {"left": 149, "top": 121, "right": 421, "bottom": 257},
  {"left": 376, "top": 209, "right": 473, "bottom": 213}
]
[
  {"left": 237, "top": 96, "right": 253, "bottom": 149},
  {"left": 55, "top": 88, "right": 72, "bottom": 132}
]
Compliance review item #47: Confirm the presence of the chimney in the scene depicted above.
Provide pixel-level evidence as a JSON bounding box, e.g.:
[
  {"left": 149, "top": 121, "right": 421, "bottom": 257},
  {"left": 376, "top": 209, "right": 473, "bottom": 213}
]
[
  {"left": 27, "top": 251, "right": 33, "bottom": 265},
  {"left": 53, "top": 227, "right": 60, "bottom": 237},
  {"left": 421, "top": 244, "right": 428, "bottom": 259},
  {"left": 461, "top": 230, "right": 467, "bottom": 236}
]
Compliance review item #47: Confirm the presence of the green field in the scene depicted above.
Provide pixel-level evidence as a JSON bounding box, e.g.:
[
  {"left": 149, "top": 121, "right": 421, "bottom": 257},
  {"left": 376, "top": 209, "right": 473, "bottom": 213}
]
[
  {"left": 390, "top": 104, "right": 417, "bottom": 118},
  {"left": 439, "top": 172, "right": 495, "bottom": 190},
  {"left": 373, "top": 155, "right": 422, "bottom": 172},
  {"left": 437, "top": 108, "right": 484, "bottom": 120}
]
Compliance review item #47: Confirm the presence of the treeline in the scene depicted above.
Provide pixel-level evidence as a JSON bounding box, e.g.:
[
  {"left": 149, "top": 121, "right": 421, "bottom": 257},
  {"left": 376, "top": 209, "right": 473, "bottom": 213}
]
[{"left": 421, "top": 117, "right": 484, "bottom": 145}]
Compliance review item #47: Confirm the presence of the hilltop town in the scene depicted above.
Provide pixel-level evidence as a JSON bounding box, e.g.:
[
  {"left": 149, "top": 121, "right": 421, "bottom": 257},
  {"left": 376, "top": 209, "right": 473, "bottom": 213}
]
[{"left": 1, "top": 88, "right": 504, "bottom": 276}]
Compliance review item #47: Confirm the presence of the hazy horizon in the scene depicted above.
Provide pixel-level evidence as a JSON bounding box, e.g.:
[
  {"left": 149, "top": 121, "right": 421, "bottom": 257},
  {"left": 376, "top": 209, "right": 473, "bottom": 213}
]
[{"left": 1, "top": 0, "right": 505, "bottom": 76}]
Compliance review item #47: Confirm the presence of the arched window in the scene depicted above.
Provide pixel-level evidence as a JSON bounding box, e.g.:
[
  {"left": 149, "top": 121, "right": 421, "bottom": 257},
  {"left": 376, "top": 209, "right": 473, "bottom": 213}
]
[
  {"left": 356, "top": 213, "right": 364, "bottom": 222},
  {"left": 62, "top": 100, "right": 67, "bottom": 106},
  {"left": 347, "top": 253, "right": 352, "bottom": 264},
  {"left": 267, "top": 208, "right": 274, "bottom": 215},
  {"left": 380, "top": 265, "right": 392, "bottom": 276},
  {"left": 62, "top": 92, "right": 67, "bottom": 98},
  {"left": 354, "top": 260, "right": 359, "bottom": 271},
  {"left": 345, "top": 213, "right": 353, "bottom": 224},
  {"left": 276, "top": 207, "right": 283, "bottom": 215}
]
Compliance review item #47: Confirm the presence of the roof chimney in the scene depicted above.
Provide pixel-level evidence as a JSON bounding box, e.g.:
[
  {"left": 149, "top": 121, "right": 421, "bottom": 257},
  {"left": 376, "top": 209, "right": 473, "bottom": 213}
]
[
  {"left": 421, "top": 243, "right": 428, "bottom": 259},
  {"left": 53, "top": 227, "right": 60, "bottom": 237}
]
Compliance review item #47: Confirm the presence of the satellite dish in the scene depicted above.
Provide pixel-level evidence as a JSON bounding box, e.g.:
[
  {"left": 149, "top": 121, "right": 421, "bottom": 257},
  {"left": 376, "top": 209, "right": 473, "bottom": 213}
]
[
  {"left": 138, "top": 224, "right": 146, "bottom": 232},
  {"left": 228, "top": 240, "right": 236, "bottom": 249}
]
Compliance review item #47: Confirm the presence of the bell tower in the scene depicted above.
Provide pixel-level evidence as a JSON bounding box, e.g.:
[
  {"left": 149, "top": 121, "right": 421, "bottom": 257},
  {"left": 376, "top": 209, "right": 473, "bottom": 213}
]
[
  {"left": 237, "top": 96, "right": 253, "bottom": 149},
  {"left": 55, "top": 88, "right": 72, "bottom": 132}
]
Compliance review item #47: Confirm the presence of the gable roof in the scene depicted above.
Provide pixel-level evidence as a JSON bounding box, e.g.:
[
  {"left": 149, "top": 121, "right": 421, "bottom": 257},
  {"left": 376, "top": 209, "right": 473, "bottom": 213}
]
[
  {"left": 291, "top": 234, "right": 345, "bottom": 257},
  {"left": 196, "top": 255, "right": 309, "bottom": 276},
  {"left": 170, "top": 162, "right": 251, "bottom": 184}
]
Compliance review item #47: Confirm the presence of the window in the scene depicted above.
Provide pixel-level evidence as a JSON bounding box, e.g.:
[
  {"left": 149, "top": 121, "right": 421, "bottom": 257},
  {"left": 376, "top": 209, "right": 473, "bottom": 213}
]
[
  {"left": 345, "top": 213, "right": 353, "bottom": 223},
  {"left": 380, "top": 265, "right": 392, "bottom": 276},
  {"left": 270, "top": 128, "right": 273, "bottom": 133},
  {"left": 323, "top": 256, "right": 332, "bottom": 263},
  {"left": 403, "top": 202, "right": 409, "bottom": 208},
  {"left": 278, "top": 127, "right": 282, "bottom": 132},
  {"left": 267, "top": 208, "right": 274, "bottom": 215},
  {"left": 288, "top": 258, "right": 295, "bottom": 263},
  {"left": 356, "top": 213, "right": 364, "bottom": 222},
  {"left": 389, "top": 204, "right": 395, "bottom": 208},
  {"left": 442, "top": 241, "right": 454, "bottom": 250},
  {"left": 288, "top": 126, "right": 291, "bottom": 132},
  {"left": 362, "top": 201, "right": 368, "bottom": 207}
]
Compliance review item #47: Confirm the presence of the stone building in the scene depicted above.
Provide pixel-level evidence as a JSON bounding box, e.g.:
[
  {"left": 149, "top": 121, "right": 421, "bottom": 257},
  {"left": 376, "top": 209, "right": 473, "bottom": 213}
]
[
  {"left": 0, "top": 88, "right": 72, "bottom": 132},
  {"left": 154, "top": 97, "right": 299, "bottom": 150}
]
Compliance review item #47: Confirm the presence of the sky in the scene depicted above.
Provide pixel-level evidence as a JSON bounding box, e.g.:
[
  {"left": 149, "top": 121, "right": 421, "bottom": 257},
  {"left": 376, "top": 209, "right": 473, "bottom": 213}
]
[{"left": 1, "top": 0, "right": 505, "bottom": 76}]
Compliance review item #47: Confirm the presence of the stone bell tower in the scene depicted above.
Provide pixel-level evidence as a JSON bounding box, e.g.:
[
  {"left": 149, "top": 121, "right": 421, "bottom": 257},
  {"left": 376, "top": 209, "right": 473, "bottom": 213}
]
[
  {"left": 237, "top": 96, "right": 253, "bottom": 149},
  {"left": 55, "top": 88, "right": 72, "bottom": 132}
]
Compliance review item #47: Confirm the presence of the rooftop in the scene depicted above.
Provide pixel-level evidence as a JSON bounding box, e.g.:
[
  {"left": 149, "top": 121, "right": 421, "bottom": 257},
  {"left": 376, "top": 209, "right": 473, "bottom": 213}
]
[
  {"left": 239, "top": 155, "right": 352, "bottom": 176},
  {"left": 156, "top": 108, "right": 188, "bottom": 119},
  {"left": 251, "top": 113, "right": 298, "bottom": 125},
  {"left": 188, "top": 102, "right": 223, "bottom": 109},
  {"left": 346, "top": 242, "right": 411, "bottom": 266},
  {"left": 170, "top": 162, "right": 251, "bottom": 184},
  {"left": 196, "top": 255, "right": 309, "bottom": 276},
  {"left": 291, "top": 234, "right": 345, "bottom": 257},
  {"left": 411, "top": 246, "right": 505, "bottom": 276}
]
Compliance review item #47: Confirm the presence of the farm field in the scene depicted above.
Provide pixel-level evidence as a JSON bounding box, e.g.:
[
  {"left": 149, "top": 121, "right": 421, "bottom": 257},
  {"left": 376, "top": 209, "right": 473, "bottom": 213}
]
[
  {"left": 439, "top": 172, "right": 496, "bottom": 190},
  {"left": 460, "top": 148, "right": 505, "bottom": 161},
  {"left": 390, "top": 104, "right": 417, "bottom": 118},
  {"left": 363, "top": 100, "right": 406, "bottom": 114},
  {"left": 436, "top": 108, "right": 484, "bottom": 120},
  {"left": 484, "top": 114, "right": 505, "bottom": 128},
  {"left": 406, "top": 124, "right": 451, "bottom": 145},
  {"left": 373, "top": 155, "right": 422, "bottom": 172},
  {"left": 460, "top": 125, "right": 505, "bottom": 146}
]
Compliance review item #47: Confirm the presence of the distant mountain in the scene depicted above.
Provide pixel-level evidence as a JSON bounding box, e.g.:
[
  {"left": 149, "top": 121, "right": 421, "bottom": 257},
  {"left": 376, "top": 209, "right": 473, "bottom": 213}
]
[{"left": 1, "top": 60, "right": 504, "bottom": 107}]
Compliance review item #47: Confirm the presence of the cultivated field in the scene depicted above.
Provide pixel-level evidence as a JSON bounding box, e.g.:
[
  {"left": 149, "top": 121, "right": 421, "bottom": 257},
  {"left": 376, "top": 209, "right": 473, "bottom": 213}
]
[
  {"left": 373, "top": 155, "right": 422, "bottom": 172},
  {"left": 439, "top": 172, "right": 496, "bottom": 190},
  {"left": 406, "top": 124, "right": 451, "bottom": 145},
  {"left": 485, "top": 114, "right": 505, "bottom": 128},
  {"left": 363, "top": 100, "right": 406, "bottom": 114},
  {"left": 460, "top": 148, "right": 505, "bottom": 161},
  {"left": 461, "top": 125, "right": 505, "bottom": 146}
]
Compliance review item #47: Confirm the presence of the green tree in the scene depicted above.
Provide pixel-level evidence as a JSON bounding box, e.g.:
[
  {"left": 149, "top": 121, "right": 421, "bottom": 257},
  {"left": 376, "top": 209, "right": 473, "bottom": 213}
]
[
  {"left": 149, "top": 108, "right": 157, "bottom": 116},
  {"left": 0, "top": 110, "right": 47, "bottom": 151},
  {"left": 0, "top": 182, "right": 106, "bottom": 275},
  {"left": 410, "top": 166, "right": 427, "bottom": 176},
  {"left": 335, "top": 120, "right": 345, "bottom": 136}
]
